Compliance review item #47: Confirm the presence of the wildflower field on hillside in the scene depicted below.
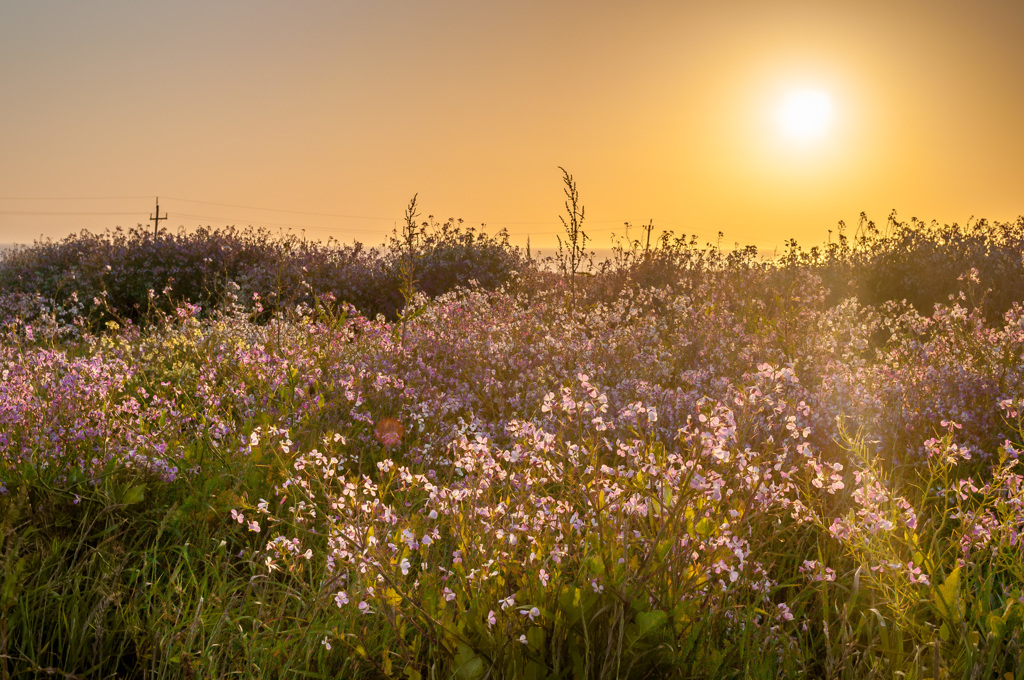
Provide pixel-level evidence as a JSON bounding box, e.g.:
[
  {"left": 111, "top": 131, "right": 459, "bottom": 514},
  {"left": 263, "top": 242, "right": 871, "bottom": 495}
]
[{"left": 2, "top": 213, "right": 1024, "bottom": 678}]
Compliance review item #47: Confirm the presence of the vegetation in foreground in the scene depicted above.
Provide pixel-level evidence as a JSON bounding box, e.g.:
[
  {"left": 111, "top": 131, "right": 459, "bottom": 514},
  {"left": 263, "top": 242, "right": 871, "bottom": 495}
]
[{"left": 2, "top": 196, "right": 1024, "bottom": 678}]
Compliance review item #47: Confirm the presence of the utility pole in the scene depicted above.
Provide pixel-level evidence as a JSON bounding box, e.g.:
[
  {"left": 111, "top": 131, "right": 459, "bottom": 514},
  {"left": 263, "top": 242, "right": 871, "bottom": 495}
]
[{"left": 149, "top": 197, "right": 167, "bottom": 239}]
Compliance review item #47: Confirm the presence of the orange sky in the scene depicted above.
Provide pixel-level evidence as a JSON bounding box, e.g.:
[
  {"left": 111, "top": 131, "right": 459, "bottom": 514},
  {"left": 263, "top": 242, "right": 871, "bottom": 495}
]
[{"left": 2, "top": 1, "right": 1022, "bottom": 254}]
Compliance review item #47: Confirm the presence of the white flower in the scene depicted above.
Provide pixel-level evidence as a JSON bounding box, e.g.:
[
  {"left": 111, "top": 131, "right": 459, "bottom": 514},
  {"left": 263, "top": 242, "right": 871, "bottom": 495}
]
[{"left": 521, "top": 606, "right": 540, "bottom": 621}]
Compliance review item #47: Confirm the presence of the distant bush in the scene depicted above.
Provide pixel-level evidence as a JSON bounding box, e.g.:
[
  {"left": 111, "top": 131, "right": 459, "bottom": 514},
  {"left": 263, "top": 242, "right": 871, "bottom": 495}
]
[
  {"left": 3, "top": 210, "right": 1021, "bottom": 337},
  {"left": 0, "top": 220, "right": 527, "bottom": 330},
  {"left": 791, "top": 212, "right": 1024, "bottom": 323},
  {"left": 582, "top": 212, "right": 1024, "bottom": 327},
  {"left": 388, "top": 217, "right": 525, "bottom": 299}
]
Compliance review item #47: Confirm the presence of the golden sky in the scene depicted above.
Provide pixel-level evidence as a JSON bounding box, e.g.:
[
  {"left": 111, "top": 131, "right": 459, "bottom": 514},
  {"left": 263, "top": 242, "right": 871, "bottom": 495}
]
[{"left": 2, "top": 1, "right": 1022, "bottom": 254}]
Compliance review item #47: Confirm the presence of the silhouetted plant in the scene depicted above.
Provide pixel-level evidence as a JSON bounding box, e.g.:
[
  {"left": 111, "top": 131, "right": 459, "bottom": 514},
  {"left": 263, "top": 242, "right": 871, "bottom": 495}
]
[{"left": 555, "top": 166, "right": 592, "bottom": 310}]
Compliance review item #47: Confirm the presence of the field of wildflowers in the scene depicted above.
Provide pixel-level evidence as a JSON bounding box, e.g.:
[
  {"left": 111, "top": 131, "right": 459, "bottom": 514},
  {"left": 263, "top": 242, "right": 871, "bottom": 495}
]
[{"left": 2, "top": 213, "right": 1024, "bottom": 678}]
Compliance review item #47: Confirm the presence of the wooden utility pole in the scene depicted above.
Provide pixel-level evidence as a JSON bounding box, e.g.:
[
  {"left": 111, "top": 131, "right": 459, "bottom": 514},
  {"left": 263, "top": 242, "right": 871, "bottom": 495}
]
[{"left": 149, "top": 197, "right": 167, "bottom": 238}]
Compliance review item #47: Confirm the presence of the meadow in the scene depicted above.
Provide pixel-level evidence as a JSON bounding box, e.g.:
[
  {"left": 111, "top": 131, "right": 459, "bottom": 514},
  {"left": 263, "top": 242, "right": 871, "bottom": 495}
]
[{"left": 2, "top": 201, "right": 1024, "bottom": 679}]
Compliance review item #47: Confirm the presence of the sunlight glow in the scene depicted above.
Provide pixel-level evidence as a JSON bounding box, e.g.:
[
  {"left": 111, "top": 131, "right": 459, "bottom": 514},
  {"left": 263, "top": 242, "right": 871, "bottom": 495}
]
[{"left": 777, "top": 89, "right": 833, "bottom": 142}]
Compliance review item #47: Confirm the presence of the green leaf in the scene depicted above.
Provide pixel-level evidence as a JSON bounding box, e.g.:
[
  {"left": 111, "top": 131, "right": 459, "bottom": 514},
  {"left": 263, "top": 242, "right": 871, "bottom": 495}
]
[
  {"left": 934, "top": 567, "right": 963, "bottom": 624},
  {"left": 122, "top": 484, "right": 147, "bottom": 506},
  {"left": 558, "top": 587, "right": 582, "bottom": 626},
  {"left": 2, "top": 556, "right": 27, "bottom": 608},
  {"left": 695, "top": 517, "right": 715, "bottom": 537},
  {"left": 453, "top": 644, "right": 485, "bottom": 680},
  {"left": 384, "top": 588, "right": 403, "bottom": 607},
  {"left": 987, "top": 612, "right": 1007, "bottom": 640},
  {"left": 635, "top": 609, "right": 668, "bottom": 637},
  {"left": 527, "top": 626, "right": 546, "bottom": 652},
  {"left": 524, "top": 660, "right": 546, "bottom": 680},
  {"left": 570, "top": 646, "right": 586, "bottom": 680}
]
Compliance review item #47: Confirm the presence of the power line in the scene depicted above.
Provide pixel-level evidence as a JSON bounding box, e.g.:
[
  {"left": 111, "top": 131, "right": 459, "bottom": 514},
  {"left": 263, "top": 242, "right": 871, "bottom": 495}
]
[
  {"left": 173, "top": 212, "right": 381, "bottom": 234},
  {"left": 0, "top": 211, "right": 144, "bottom": 216},
  {"left": 146, "top": 196, "right": 665, "bottom": 231},
  {"left": 0, "top": 209, "right": 724, "bottom": 242},
  {"left": 0, "top": 194, "right": 728, "bottom": 242},
  {"left": 162, "top": 196, "right": 634, "bottom": 226},
  {"left": 162, "top": 196, "right": 398, "bottom": 221},
  {"left": 0, "top": 195, "right": 152, "bottom": 201}
]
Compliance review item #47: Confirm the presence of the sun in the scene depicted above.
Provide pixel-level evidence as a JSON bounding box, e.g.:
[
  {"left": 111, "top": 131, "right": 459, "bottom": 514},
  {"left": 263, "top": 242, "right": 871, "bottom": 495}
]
[{"left": 777, "top": 89, "right": 833, "bottom": 142}]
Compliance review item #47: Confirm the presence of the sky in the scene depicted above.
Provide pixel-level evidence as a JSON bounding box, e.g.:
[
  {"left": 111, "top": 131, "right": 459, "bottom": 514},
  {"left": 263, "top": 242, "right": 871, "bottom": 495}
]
[{"left": 2, "top": 1, "right": 1023, "bottom": 254}]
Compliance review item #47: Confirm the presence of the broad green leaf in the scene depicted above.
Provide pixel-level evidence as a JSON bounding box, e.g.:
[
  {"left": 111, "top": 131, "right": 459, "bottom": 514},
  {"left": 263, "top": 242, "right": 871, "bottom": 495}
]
[
  {"left": 558, "top": 587, "right": 582, "bottom": 626},
  {"left": 524, "top": 660, "right": 546, "bottom": 680},
  {"left": 453, "top": 643, "right": 485, "bottom": 680},
  {"left": 695, "top": 517, "right": 715, "bottom": 537},
  {"left": 934, "top": 567, "right": 963, "bottom": 623},
  {"left": 988, "top": 612, "right": 1007, "bottom": 640},
  {"left": 570, "top": 646, "right": 586, "bottom": 680},
  {"left": 635, "top": 609, "right": 668, "bottom": 637},
  {"left": 122, "top": 484, "right": 147, "bottom": 506},
  {"left": 584, "top": 554, "right": 605, "bottom": 576},
  {"left": 2, "top": 556, "right": 27, "bottom": 607},
  {"left": 527, "top": 626, "right": 546, "bottom": 652},
  {"left": 673, "top": 602, "right": 694, "bottom": 634}
]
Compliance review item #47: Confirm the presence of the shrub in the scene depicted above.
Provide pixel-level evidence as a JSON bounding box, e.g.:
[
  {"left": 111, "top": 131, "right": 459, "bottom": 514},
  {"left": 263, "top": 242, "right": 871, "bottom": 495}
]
[{"left": 0, "top": 221, "right": 528, "bottom": 330}]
